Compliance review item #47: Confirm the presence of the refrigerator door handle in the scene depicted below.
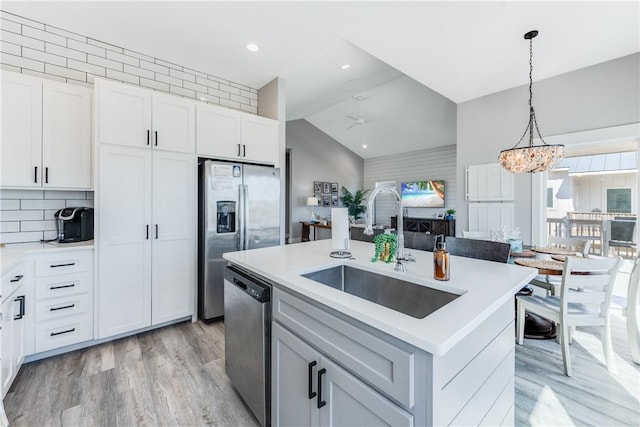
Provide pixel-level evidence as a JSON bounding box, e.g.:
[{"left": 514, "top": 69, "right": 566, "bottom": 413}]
[
  {"left": 239, "top": 185, "right": 247, "bottom": 250},
  {"left": 243, "top": 185, "right": 250, "bottom": 249}
]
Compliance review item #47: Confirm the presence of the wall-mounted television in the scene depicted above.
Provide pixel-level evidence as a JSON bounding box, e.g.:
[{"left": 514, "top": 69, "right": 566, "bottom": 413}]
[{"left": 401, "top": 180, "right": 445, "bottom": 208}]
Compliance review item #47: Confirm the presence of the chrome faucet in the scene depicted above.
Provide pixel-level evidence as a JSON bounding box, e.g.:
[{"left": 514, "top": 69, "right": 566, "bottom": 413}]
[{"left": 364, "top": 182, "right": 412, "bottom": 272}]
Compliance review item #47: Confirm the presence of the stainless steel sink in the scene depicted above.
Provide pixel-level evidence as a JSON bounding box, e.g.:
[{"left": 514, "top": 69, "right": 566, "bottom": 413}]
[{"left": 301, "top": 265, "right": 460, "bottom": 319}]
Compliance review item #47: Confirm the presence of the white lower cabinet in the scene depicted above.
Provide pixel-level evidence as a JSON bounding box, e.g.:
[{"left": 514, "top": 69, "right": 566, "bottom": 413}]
[
  {"left": 1, "top": 262, "right": 26, "bottom": 397},
  {"left": 272, "top": 322, "right": 413, "bottom": 427},
  {"left": 270, "top": 286, "right": 516, "bottom": 427},
  {"left": 28, "top": 249, "right": 94, "bottom": 354},
  {"left": 97, "top": 144, "right": 195, "bottom": 339}
]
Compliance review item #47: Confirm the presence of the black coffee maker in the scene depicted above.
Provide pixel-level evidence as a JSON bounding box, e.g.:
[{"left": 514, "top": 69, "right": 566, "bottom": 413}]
[{"left": 54, "top": 207, "right": 94, "bottom": 243}]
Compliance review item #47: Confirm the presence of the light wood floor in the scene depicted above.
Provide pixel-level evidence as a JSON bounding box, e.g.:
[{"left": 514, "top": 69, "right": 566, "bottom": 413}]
[{"left": 5, "top": 311, "right": 640, "bottom": 426}]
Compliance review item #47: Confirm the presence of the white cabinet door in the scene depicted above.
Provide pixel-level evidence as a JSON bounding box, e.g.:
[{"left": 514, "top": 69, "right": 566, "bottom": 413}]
[
  {"left": 152, "top": 93, "right": 195, "bottom": 153},
  {"left": 468, "top": 203, "right": 515, "bottom": 233},
  {"left": 1, "top": 287, "right": 25, "bottom": 398},
  {"left": 272, "top": 322, "right": 320, "bottom": 427},
  {"left": 98, "top": 145, "right": 152, "bottom": 339},
  {"left": 466, "top": 163, "right": 514, "bottom": 201},
  {"left": 151, "top": 151, "right": 196, "bottom": 324},
  {"left": 42, "top": 81, "right": 92, "bottom": 188},
  {"left": 1, "top": 297, "right": 15, "bottom": 396},
  {"left": 96, "top": 79, "right": 152, "bottom": 148},
  {"left": 0, "top": 72, "right": 42, "bottom": 187},
  {"left": 319, "top": 357, "right": 413, "bottom": 427},
  {"left": 241, "top": 114, "right": 278, "bottom": 165},
  {"left": 196, "top": 103, "right": 241, "bottom": 159}
]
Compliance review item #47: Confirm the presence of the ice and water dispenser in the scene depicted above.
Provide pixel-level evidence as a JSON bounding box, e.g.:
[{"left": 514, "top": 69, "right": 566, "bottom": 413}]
[{"left": 216, "top": 201, "right": 236, "bottom": 234}]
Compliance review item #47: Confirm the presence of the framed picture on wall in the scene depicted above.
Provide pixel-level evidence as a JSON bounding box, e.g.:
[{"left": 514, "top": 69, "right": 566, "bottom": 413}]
[
  {"left": 331, "top": 182, "right": 339, "bottom": 194},
  {"left": 322, "top": 194, "right": 331, "bottom": 207},
  {"left": 314, "top": 181, "right": 322, "bottom": 193},
  {"left": 331, "top": 195, "right": 339, "bottom": 206},
  {"left": 323, "top": 182, "right": 331, "bottom": 194},
  {"left": 314, "top": 192, "right": 322, "bottom": 202}
]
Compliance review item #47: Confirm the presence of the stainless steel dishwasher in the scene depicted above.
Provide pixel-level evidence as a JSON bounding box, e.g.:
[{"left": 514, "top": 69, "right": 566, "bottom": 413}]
[{"left": 224, "top": 265, "right": 271, "bottom": 427}]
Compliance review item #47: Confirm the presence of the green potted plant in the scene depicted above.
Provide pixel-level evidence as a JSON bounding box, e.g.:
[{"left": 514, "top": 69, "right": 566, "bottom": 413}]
[
  {"left": 340, "top": 187, "right": 369, "bottom": 220},
  {"left": 445, "top": 208, "right": 456, "bottom": 220}
]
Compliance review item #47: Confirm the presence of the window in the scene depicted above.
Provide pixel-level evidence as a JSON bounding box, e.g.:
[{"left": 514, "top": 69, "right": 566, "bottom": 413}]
[
  {"left": 606, "top": 188, "right": 632, "bottom": 213},
  {"left": 547, "top": 188, "right": 554, "bottom": 208}
]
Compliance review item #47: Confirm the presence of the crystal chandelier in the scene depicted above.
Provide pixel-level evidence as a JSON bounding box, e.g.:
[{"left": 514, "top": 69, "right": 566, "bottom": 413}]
[{"left": 498, "top": 30, "right": 564, "bottom": 173}]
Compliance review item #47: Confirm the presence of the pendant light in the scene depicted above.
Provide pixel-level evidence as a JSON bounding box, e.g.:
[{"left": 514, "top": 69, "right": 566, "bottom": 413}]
[{"left": 498, "top": 30, "right": 564, "bottom": 173}]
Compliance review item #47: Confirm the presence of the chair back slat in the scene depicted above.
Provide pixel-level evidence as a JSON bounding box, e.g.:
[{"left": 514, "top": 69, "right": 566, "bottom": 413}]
[
  {"left": 561, "top": 257, "right": 622, "bottom": 317},
  {"left": 568, "top": 290, "right": 607, "bottom": 304}
]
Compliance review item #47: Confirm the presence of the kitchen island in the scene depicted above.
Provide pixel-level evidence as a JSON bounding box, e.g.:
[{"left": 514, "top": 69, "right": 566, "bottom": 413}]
[{"left": 224, "top": 239, "right": 537, "bottom": 426}]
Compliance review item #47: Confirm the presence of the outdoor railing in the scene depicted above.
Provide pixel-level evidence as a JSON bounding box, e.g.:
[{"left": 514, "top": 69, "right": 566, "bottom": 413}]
[{"left": 547, "top": 212, "right": 637, "bottom": 257}]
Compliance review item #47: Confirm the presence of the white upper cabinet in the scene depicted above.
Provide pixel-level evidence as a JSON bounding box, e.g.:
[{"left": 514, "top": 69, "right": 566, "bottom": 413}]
[
  {"left": 152, "top": 92, "right": 195, "bottom": 152},
  {"left": 42, "top": 81, "right": 92, "bottom": 188},
  {"left": 96, "top": 79, "right": 195, "bottom": 153},
  {"left": 1, "top": 72, "right": 42, "bottom": 188},
  {"left": 196, "top": 103, "right": 241, "bottom": 158},
  {"left": 196, "top": 102, "right": 279, "bottom": 166},
  {"left": 1, "top": 72, "right": 91, "bottom": 189},
  {"left": 241, "top": 114, "right": 279, "bottom": 165},
  {"left": 96, "top": 79, "right": 152, "bottom": 148},
  {"left": 466, "top": 163, "right": 514, "bottom": 201}
]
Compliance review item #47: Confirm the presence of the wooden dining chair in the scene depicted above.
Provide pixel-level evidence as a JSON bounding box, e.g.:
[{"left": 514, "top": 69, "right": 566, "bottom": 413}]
[
  {"left": 628, "top": 258, "right": 640, "bottom": 365},
  {"left": 516, "top": 256, "right": 623, "bottom": 376}
]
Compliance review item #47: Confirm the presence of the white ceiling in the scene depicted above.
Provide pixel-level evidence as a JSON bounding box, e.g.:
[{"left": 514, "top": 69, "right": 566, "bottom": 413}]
[{"left": 4, "top": 1, "right": 639, "bottom": 158}]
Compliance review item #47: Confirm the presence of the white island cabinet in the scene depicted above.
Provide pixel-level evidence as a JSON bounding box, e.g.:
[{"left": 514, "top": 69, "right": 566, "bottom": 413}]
[{"left": 224, "top": 240, "right": 538, "bottom": 427}]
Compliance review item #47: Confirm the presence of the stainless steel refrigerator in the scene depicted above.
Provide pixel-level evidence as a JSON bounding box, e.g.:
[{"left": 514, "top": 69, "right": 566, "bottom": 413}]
[{"left": 198, "top": 159, "right": 280, "bottom": 321}]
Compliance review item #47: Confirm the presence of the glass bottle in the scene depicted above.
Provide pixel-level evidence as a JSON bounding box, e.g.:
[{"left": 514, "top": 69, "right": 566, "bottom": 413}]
[{"left": 433, "top": 235, "right": 450, "bottom": 281}]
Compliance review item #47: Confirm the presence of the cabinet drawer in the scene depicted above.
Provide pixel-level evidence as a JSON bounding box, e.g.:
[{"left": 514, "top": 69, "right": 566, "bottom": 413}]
[
  {"left": 35, "top": 312, "right": 92, "bottom": 353},
  {"left": 2, "top": 262, "right": 25, "bottom": 300},
  {"left": 273, "top": 288, "right": 415, "bottom": 408},
  {"left": 35, "top": 250, "right": 92, "bottom": 277},
  {"left": 35, "top": 272, "right": 91, "bottom": 300},
  {"left": 35, "top": 293, "right": 89, "bottom": 321}
]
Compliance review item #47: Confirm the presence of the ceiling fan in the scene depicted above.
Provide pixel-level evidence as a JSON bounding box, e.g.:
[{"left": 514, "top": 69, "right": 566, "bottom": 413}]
[{"left": 346, "top": 115, "right": 367, "bottom": 130}]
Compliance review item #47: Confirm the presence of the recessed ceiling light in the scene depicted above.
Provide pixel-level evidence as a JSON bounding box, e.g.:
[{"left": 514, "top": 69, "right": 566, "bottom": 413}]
[
  {"left": 362, "top": 144, "right": 367, "bottom": 149},
  {"left": 246, "top": 43, "right": 259, "bottom": 52},
  {"left": 199, "top": 97, "right": 206, "bottom": 101},
  {"left": 340, "top": 64, "right": 351, "bottom": 70}
]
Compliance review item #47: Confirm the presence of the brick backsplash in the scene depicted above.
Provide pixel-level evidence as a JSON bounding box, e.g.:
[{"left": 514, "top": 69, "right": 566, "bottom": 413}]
[
  {"left": 0, "top": 190, "right": 94, "bottom": 243},
  {"left": 0, "top": 11, "right": 259, "bottom": 113}
]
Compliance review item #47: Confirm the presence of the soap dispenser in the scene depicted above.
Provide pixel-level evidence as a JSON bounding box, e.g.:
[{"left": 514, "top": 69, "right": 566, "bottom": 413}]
[{"left": 433, "top": 235, "right": 450, "bottom": 281}]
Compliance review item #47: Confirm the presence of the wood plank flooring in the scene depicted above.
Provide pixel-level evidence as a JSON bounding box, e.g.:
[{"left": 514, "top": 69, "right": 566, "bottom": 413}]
[
  {"left": 4, "top": 322, "right": 258, "bottom": 427},
  {"left": 5, "top": 310, "right": 639, "bottom": 426}
]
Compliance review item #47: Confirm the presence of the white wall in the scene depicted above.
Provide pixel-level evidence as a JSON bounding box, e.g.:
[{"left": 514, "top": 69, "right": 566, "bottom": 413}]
[
  {"left": 457, "top": 53, "right": 640, "bottom": 244},
  {"left": 287, "top": 119, "right": 364, "bottom": 242},
  {"left": 364, "top": 145, "right": 456, "bottom": 226}
]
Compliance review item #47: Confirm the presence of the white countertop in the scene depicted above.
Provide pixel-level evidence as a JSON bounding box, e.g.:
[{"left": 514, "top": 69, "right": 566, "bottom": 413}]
[
  {"left": 224, "top": 240, "right": 537, "bottom": 356},
  {"left": 1, "top": 240, "right": 94, "bottom": 272}
]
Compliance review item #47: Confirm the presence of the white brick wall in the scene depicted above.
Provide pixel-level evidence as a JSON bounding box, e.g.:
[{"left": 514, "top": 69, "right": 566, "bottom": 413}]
[
  {"left": 0, "top": 190, "right": 94, "bottom": 243},
  {"left": 0, "top": 10, "right": 259, "bottom": 113}
]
